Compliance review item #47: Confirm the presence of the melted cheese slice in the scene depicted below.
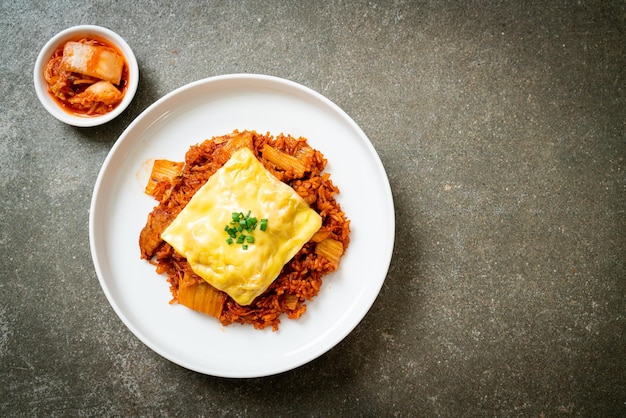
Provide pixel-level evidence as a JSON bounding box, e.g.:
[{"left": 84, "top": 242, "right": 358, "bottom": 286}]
[{"left": 161, "top": 147, "right": 322, "bottom": 306}]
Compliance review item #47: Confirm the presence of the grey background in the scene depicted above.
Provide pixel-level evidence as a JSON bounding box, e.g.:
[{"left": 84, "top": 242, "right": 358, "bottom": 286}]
[{"left": 1, "top": 0, "right": 624, "bottom": 416}]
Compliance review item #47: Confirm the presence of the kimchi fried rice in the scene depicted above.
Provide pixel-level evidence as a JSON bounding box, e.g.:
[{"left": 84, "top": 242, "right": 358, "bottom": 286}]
[{"left": 139, "top": 130, "right": 350, "bottom": 330}]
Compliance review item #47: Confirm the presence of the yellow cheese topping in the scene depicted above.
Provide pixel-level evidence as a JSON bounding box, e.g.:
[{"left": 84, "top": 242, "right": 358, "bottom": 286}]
[{"left": 161, "top": 147, "right": 322, "bottom": 305}]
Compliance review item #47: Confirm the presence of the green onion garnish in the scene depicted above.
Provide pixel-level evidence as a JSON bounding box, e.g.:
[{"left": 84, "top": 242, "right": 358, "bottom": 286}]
[{"left": 224, "top": 210, "right": 267, "bottom": 249}]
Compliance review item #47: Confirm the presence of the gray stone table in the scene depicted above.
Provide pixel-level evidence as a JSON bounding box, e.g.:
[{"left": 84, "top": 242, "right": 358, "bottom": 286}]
[{"left": 1, "top": 1, "right": 624, "bottom": 416}]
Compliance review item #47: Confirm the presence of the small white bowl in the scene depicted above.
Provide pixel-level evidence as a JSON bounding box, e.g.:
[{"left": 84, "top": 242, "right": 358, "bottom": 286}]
[{"left": 34, "top": 25, "right": 139, "bottom": 127}]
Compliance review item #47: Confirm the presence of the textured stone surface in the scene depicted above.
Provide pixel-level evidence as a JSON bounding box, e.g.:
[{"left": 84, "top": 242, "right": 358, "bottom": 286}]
[{"left": 1, "top": 0, "right": 624, "bottom": 416}]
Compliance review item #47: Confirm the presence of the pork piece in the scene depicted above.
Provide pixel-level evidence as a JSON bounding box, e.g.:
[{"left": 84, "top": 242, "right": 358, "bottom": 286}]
[{"left": 139, "top": 208, "right": 172, "bottom": 259}]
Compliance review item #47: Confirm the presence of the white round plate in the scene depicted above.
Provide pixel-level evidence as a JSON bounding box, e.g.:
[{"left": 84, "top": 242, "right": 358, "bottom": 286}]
[{"left": 89, "top": 74, "right": 394, "bottom": 378}]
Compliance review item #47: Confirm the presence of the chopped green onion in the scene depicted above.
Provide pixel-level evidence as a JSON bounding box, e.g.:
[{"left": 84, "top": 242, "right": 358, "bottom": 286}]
[{"left": 224, "top": 211, "right": 268, "bottom": 249}]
